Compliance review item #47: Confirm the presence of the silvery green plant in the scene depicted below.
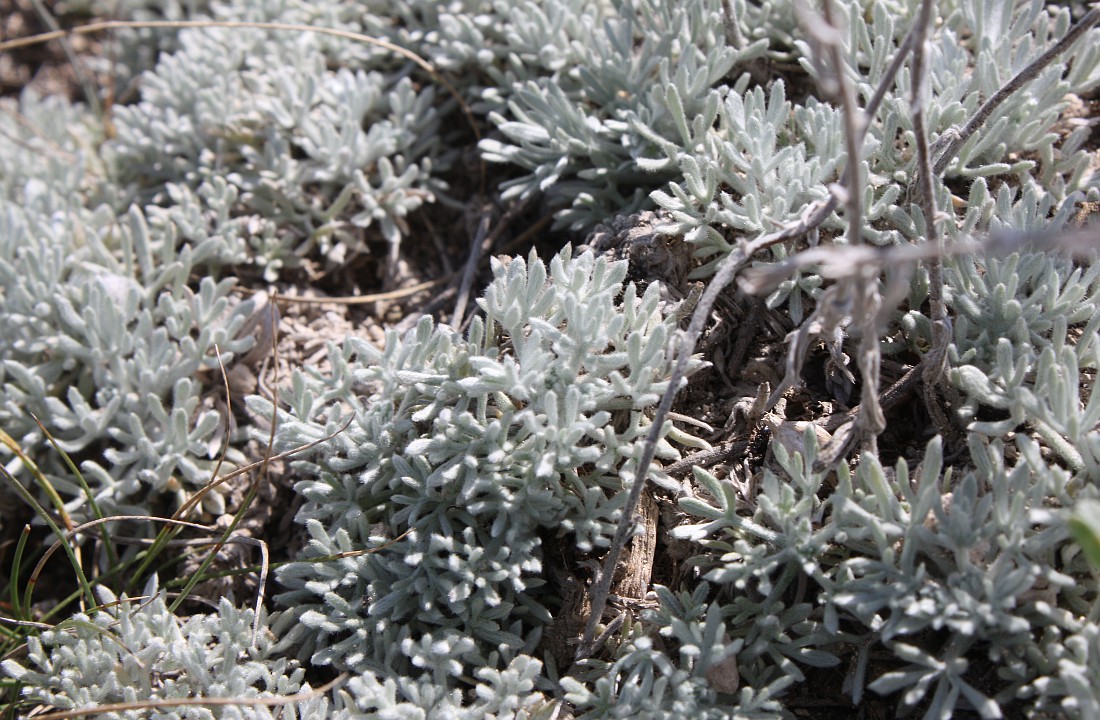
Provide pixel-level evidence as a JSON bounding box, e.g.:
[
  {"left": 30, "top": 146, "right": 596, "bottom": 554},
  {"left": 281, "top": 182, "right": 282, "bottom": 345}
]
[
  {"left": 249, "top": 247, "right": 701, "bottom": 681},
  {"left": 1029, "top": 617, "right": 1100, "bottom": 719},
  {"left": 934, "top": 181, "right": 1100, "bottom": 482},
  {"left": 1, "top": 576, "right": 327, "bottom": 719},
  {"left": 900, "top": 180, "right": 1100, "bottom": 374},
  {"left": 674, "top": 432, "right": 1100, "bottom": 718},
  {"left": 560, "top": 583, "right": 793, "bottom": 718},
  {"left": 4, "top": 0, "right": 1100, "bottom": 716},
  {"left": 0, "top": 83, "right": 268, "bottom": 527},
  {"left": 646, "top": 80, "right": 844, "bottom": 319},
  {"left": 106, "top": 0, "right": 448, "bottom": 280},
  {"left": 827, "top": 436, "right": 1098, "bottom": 718},
  {"left": 479, "top": 0, "right": 769, "bottom": 229},
  {"left": 0, "top": 90, "right": 108, "bottom": 210},
  {"left": 0, "top": 0, "right": 461, "bottom": 522},
  {"left": 795, "top": 0, "right": 1100, "bottom": 183},
  {"left": 0, "top": 197, "right": 256, "bottom": 519},
  {"left": 954, "top": 333, "right": 1100, "bottom": 483},
  {"left": 478, "top": 0, "right": 1100, "bottom": 257},
  {"left": 69, "top": 0, "right": 212, "bottom": 94},
  {"left": 650, "top": 0, "right": 1100, "bottom": 317},
  {"left": 672, "top": 430, "right": 841, "bottom": 690},
  {"left": 333, "top": 654, "right": 555, "bottom": 719}
]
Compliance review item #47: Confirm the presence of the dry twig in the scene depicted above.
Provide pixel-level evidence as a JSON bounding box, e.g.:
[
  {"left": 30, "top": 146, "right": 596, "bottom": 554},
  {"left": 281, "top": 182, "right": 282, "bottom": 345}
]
[
  {"left": 930, "top": 6, "right": 1100, "bottom": 176},
  {"left": 30, "top": 673, "right": 348, "bottom": 720},
  {"left": 578, "top": 0, "right": 936, "bottom": 659}
]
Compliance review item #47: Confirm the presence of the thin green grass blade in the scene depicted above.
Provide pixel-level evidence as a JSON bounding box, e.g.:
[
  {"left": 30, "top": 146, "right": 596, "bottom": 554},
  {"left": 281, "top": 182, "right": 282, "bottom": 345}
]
[
  {"left": 30, "top": 415, "right": 118, "bottom": 570},
  {"left": 8, "top": 525, "right": 30, "bottom": 621},
  {"left": 0, "top": 429, "right": 74, "bottom": 533},
  {"left": 169, "top": 482, "right": 258, "bottom": 613},
  {"left": 0, "top": 465, "right": 96, "bottom": 610}
]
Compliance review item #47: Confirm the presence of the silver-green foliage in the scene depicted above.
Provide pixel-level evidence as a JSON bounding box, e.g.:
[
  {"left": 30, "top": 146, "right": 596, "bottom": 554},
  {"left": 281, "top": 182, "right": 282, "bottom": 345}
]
[
  {"left": 333, "top": 654, "right": 555, "bottom": 720},
  {"left": 481, "top": 0, "right": 1100, "bottom": 244},
  {"left": 829, "top": 437, "right": 1097, "bottom": 718},
  {"left": 673, "top": 431, "right": 841, "bottom": 690},
  {"left": 0, "top": 92, "right": 256, "bottom": 519},
  {"left": 475, "top": 0, "right": 1100, "bottom": 342},
  {"left": 942, "top": 185, "right": 1100, "bottom": 481},
  {"left": 251, "top": 247, "right": 698, "bottom": 677},
  {"left": 107, "top": 0, "right": 446, "bottom": 280},
  {"left": 652, "top": 0, "right": 1100, "bottom": 307},
  {"left": 676, "top": 433, "right": 1100, "bottom": 718},
  {"left": 0, "top": 0, "right": 462, "bottom": 521},
  {"left": 561, "top": 584, "right": 793, "bottom": 719},
  {"left": 0, "top": 577, "right": 327, "bottom": 720},
  {"left": 648, "top": 79, "right": 844, "bottom": 314},
  {"left": 5, "top": 0, "right": 1100, "bottom": 716},
  {"left": 479, "top": 0, "right": 768, "bottom": 229}
]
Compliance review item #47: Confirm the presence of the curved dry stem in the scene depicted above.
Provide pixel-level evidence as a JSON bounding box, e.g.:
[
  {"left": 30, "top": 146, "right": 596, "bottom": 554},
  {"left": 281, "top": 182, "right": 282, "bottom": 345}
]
[
  {"left": 910, "top": 0, "right": 950, "bottom": 395},
  {"left": 577, "top": 0, "right": 933, "bottom": 659},
  {"left": 167, "top": 307, "right": 282, "bottom": 613},
  {"left": 26, "top": 516, "right": 217, "bottom": 611},
  {"left": 30, "top": 672, "right": 348, "bottom": 720},
  {"left": 930, "top": 6, "right": 1100, "bottom": 175},
  {"left": 577, "top": 220, "right": 800, "bottom": 659}
]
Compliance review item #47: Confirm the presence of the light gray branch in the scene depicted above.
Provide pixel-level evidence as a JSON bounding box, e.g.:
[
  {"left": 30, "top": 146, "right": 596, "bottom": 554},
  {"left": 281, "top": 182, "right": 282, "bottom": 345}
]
[{"left": 931, "top": 6, "right": 1100, "bottom": 175}]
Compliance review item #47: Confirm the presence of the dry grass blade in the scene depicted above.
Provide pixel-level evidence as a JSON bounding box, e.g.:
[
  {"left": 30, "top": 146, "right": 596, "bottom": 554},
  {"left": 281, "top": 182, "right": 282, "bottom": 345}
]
[
  {"left": 158, "top": 401, "right": 354, "bottom": 522},
  {"left": 262, "top": 276, "right": 450, "bottom": 305},
  {"left": 577, "top": 218, "right": 793, "bottom": 658},
  {"left": 26, "top": 416, "right": 118, "bottom": 568},
  {"left": 28, "top": 672, "right": 348, "bottom": 720},
  {"left": 232, "top": 210, "right": 554, "bottom": 309},
  {"left": 0, "top": 616, "right": 53, "bottom": 630},
  {"left": 225, "top": 535, "right": 270, "bottom": 647},
  {"left": 27, "top": 516, "right": 215, "bottom": 608},
  {"left": 168, "top": 315, "right": 280, "bottom": 613}
]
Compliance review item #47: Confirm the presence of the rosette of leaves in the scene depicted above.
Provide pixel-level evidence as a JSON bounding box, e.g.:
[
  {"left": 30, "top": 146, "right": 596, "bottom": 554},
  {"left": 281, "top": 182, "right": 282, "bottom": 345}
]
[
  {"left": 652, "top": 0, "right": 1100, "bottom": 320},
  {"left": 249, "top": 247, "right": 701, "bottom": 683},
  {"left": 1, "top": 576, "right": 327, "bottom": 720},
  {"left": 0, "top": 90, "right": 109, "bottom": 210},
  {"left": 670, "top": 426, "right": 842, "bottom": 692},
  {"left": 647, "top": 78, "right": 844, "bottom": 303},
  {"left": 935, "top": 183, "right": 1100, "bottom": 482},
  {"left": 333, "top": 653, "right": 554, "bottom": 719},
  {"left": 825, "top": 436, "right": 1099, "bottom": 718},
  {"left": 0, "top": 77, "right": 272, "bottom": 530}
]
